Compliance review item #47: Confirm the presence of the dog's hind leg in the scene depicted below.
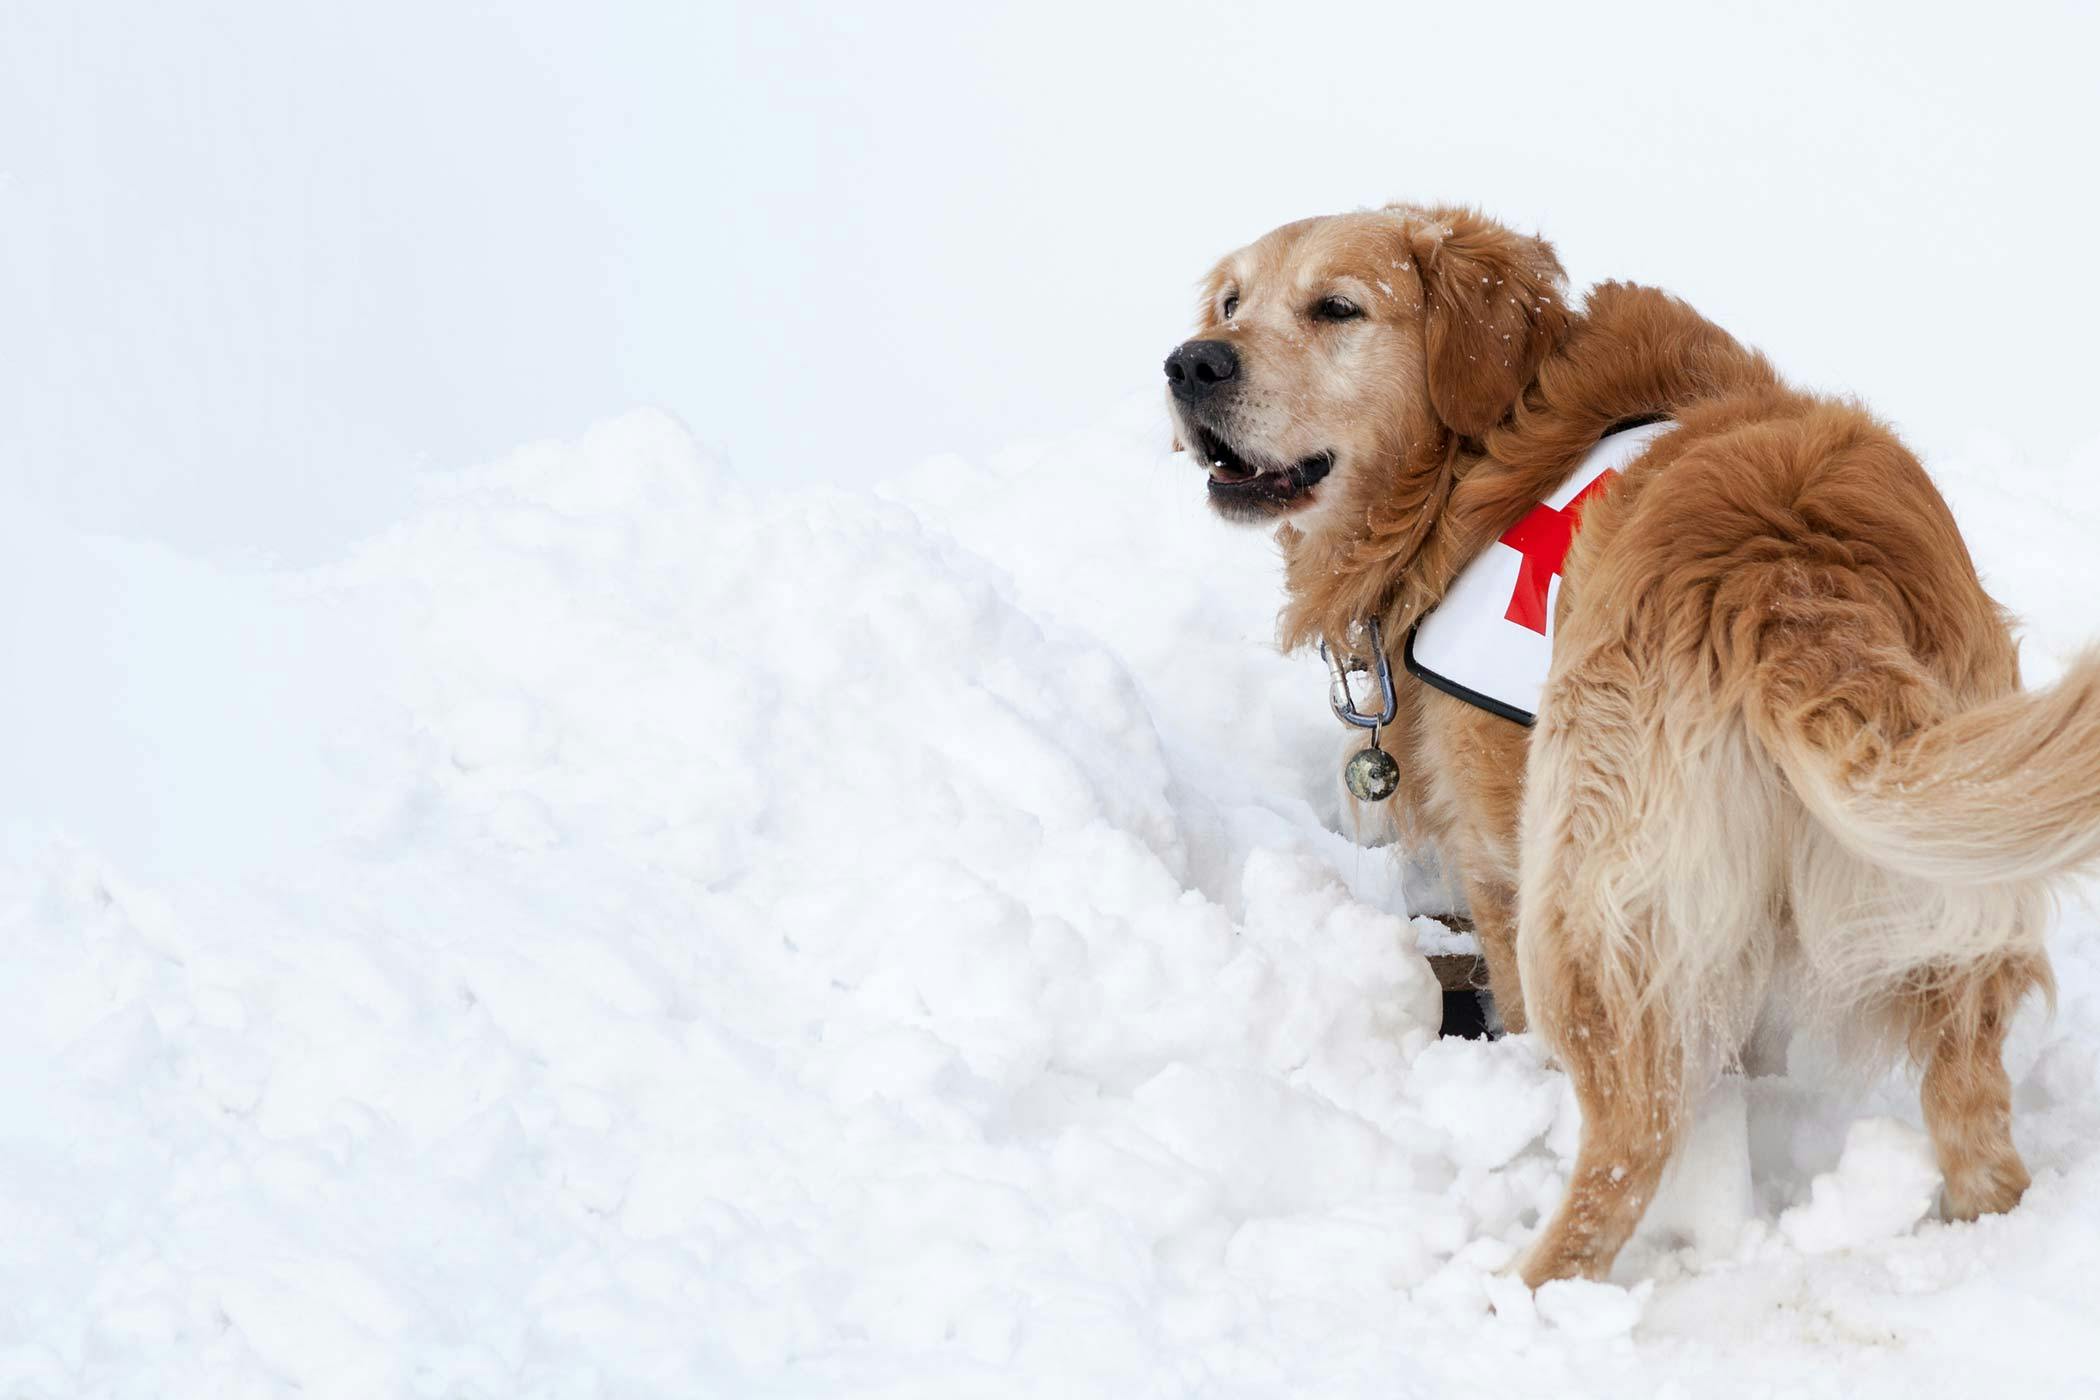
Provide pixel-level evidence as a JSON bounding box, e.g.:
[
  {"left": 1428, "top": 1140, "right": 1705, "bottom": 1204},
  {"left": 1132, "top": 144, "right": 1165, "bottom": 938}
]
[
  {"left": 1903, "top": 951, "right": 2049, "bottom": 1221},
  {"left": 1517, "top": 910, "right": 1686, "bottom": 1287},
  {"left": 1508, "top": 624, "right": 1785, "bottom": 1284},
  {"left": 1511, "top": 663, "right": 1693, "bottom": 1286}
]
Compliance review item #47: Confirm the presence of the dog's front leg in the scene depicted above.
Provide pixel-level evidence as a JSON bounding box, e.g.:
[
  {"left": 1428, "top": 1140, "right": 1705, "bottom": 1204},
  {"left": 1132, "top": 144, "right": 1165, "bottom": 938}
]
[{"left": 1461, "top": 877, "right": 1526, "bottom": 1034}]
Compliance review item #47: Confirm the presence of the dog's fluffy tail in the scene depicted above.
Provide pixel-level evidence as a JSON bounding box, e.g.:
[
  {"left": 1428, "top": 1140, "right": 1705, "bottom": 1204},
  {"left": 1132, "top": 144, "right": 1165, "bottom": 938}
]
[{"left": 1760, "top": 646, "right": 2100, "bottom": 889}]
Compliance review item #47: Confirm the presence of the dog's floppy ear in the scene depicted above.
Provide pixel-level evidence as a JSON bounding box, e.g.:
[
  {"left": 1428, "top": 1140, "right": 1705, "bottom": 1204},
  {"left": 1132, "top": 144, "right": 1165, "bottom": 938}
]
[{"left": 1405, "top": 209, "right": 1571, "bottom": 439}]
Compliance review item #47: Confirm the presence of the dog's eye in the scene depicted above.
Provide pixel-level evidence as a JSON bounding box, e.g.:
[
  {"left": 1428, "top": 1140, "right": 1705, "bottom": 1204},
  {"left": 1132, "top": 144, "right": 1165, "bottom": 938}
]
[
  {"left": 1221, "top": 294, "right": 1239, "bottom": 320},
  {"left": 1313, "top": 295, "right": 1363, "bottom": 322}
]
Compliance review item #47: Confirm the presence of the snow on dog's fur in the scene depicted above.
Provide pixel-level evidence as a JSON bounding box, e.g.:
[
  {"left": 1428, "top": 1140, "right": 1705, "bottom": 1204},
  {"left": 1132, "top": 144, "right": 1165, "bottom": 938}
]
[{"left": 1165, "top": 203, "right": 2100, "bottom": 1287}]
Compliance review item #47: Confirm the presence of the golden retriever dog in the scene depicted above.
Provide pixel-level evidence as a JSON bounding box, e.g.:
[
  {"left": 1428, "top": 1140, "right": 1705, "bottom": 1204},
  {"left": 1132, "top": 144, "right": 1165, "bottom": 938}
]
[{"left": 1163, "top": 203, "right": 2100, "bottom": 1287}]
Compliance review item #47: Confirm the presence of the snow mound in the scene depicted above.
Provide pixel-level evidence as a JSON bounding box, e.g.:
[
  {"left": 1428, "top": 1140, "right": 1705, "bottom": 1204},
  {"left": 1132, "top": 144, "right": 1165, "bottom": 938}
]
[
  {"left": 1779, "top": 1118, "right": 1942, "bottom": 1255},
  {"left": 1536, "top": 1277, "right": 1653, "bottom": 1339},
  {"left": 7, "top": 406, "right": 2100, "bottom": 1396}
]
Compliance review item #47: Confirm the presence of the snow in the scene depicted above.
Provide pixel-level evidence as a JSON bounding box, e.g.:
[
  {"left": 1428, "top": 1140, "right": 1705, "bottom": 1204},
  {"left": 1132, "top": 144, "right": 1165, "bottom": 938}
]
[
  {"left": 1534, "top": 1277, "right": 1653, "bottom": 1340},
  {"left": 1778, "top": 1118, "right": 1942, "bottom": 1256},
  {"left": 8, "top": 401, "right": 2100, "bottom": 1397}
]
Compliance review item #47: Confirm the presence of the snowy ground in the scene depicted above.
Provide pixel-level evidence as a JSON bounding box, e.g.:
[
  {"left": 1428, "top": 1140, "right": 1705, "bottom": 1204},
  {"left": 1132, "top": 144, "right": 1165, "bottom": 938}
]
[{"left": 7, "top": 401, "right": 2100, "bottom": 1398}]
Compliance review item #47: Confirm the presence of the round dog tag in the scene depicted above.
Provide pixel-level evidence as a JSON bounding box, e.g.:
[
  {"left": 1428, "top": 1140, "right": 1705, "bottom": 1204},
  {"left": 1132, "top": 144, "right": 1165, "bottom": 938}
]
[{"left": 1344, "top": 740, "right": 1401, "bottom": 802}]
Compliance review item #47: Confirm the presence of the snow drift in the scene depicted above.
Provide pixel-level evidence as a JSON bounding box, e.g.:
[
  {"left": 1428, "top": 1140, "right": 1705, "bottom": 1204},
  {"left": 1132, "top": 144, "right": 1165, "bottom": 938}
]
[{"left": 5, "top": 406, "right": 2100, "bottom": 1397}]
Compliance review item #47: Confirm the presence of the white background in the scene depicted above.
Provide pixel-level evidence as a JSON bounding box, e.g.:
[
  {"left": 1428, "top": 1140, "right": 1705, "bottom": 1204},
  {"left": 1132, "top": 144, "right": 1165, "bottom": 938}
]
[{"left": 7, "top": 1, "right": 2098, "bottom": 560}]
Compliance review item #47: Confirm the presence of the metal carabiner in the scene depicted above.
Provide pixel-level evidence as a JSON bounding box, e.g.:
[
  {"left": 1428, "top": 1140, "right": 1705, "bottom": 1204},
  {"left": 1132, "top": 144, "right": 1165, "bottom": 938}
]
[{"left": 1318, "top": 617, "right": 1398, "bottom": 731}]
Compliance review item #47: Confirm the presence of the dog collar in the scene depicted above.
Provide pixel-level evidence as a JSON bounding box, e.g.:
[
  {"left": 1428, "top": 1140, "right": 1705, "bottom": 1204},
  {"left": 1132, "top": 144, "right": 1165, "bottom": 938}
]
[{"left": 1403, "top": 419, "right": 1675, "bottom": 726}]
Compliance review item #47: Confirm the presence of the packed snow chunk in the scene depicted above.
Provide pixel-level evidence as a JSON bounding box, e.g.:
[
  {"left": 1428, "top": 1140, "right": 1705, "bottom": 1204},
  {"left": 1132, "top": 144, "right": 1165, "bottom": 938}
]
[
  {"left": 1478, "top": 1268, "right": 1554, "bottom": 1335},
  {"left": 1130, "top": 1063, "right": 1411, "bottom": 1217},
  {"left": 1235, "top": 847, "right": 1443, "bottom": 1066},
  {"left": 1411, "top": 1035, "right": 1562, "bottom": 1171},
  {"left": 1631, "top": 1078, "right": 1753, "bottom": 1262},
  {"left": 1411, "top": 913, "right": 1478, "bottom": 957},
  {"left": 1778, "top": 1117, "right": 1944, "bottom": 1254},
  {"left": 446, "top": 692, "right": 557, "bottom": 772},
  {"left": 1535, "top": 1277, "right": 1653, "bottom": 1339},
  {"left": 1224, "top": 1208, "right": 1459, "bottom": 1296}
]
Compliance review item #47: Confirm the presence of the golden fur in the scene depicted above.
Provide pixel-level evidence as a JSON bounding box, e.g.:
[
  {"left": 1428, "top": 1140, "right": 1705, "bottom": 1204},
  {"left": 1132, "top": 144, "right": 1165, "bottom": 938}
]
[{"left": 1166, "top": 204, "right": 2100, "bottom": 1286}]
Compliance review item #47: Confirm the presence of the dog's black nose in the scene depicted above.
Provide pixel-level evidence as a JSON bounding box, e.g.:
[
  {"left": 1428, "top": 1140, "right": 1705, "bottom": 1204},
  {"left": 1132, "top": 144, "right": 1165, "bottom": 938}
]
[{"left": 1164, "top": 339, "right": 1239, "bottom": 402}]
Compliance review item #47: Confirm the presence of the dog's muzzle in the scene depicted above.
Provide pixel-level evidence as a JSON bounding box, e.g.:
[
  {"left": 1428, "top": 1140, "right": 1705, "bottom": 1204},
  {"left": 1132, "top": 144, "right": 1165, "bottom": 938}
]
[{"left": 1163, "top": 339, "right": 1239, "bottom": 404}]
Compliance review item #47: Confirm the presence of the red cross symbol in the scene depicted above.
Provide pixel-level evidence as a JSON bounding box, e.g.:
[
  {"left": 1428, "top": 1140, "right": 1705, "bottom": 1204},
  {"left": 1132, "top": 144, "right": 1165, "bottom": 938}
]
[{"left": 1497, "top": 470, "right": 1619, "bottom": 635}]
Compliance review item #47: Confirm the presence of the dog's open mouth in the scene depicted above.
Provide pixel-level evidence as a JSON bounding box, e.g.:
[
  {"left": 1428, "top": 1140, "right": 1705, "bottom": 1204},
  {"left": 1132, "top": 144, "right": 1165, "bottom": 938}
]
[{"left": 1190, "top": 423, "right": 1334, "bottom": 513}]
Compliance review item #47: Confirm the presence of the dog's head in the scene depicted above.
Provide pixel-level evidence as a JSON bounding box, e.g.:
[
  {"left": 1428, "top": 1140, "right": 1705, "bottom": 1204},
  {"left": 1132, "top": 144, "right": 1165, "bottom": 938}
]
[{"left": 1164, "top": 205, "right": 1571, "bottom": 528}]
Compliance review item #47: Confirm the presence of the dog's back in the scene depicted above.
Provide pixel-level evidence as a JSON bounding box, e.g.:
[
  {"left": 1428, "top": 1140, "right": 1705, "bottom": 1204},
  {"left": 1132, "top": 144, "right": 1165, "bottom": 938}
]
[{"left": 1517, "top": 383, "right": 2082, "bottom": 1285}]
